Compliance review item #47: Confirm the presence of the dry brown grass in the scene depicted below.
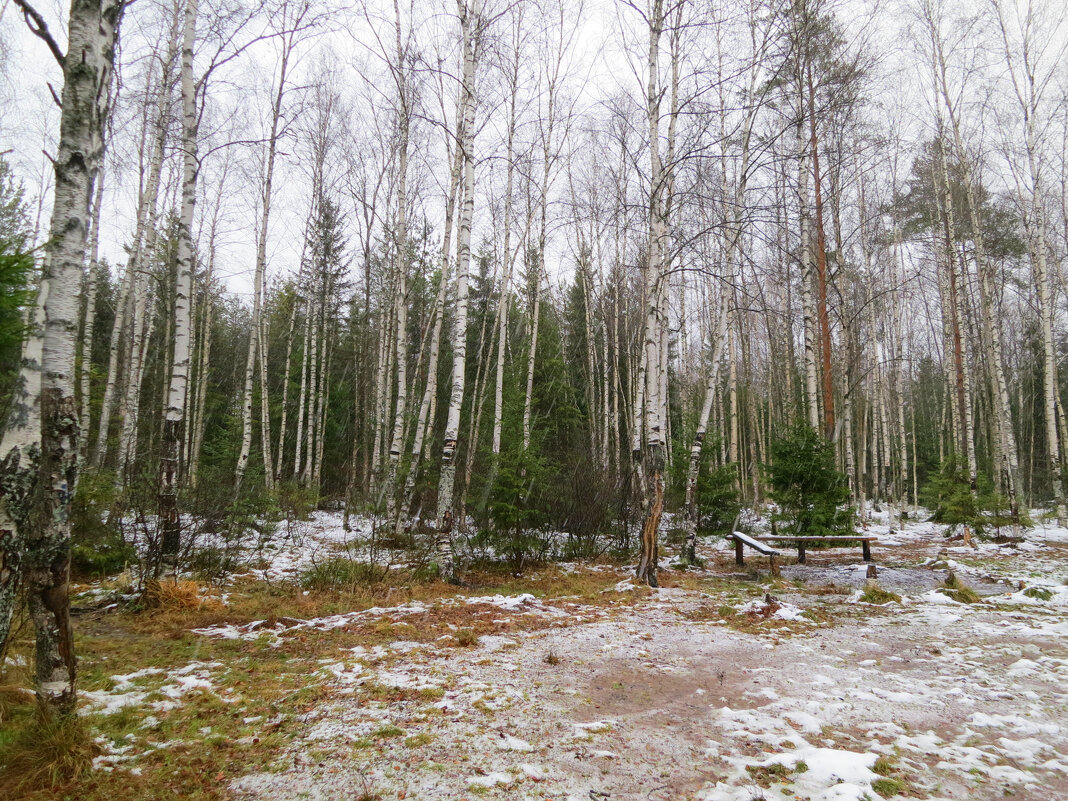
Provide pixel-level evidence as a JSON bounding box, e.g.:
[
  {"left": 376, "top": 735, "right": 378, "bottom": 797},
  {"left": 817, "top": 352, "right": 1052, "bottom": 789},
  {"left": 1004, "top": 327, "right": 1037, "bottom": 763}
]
[
  {"left": 0, "top": 684, "right": 34, "bottom": 724},
  {"left": 0, "top": 710, "right": 100, "bottom": 797},
  {"left": 142, "top": 579, "right": 224, "bottom": 612}
]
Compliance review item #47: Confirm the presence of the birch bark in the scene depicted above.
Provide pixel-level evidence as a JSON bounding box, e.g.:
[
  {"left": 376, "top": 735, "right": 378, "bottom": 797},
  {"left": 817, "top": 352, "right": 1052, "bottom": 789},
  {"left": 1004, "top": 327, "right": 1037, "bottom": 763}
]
[
  {"left": 159, "top": 0, "right": 199, "bottom": 558},
  {"left": 78, "top": 171, "right": 105, "bottom": 457},
  {"left": 382, "top": 0, "right": 412, "bottom": 523},
  {"left": 235, "top": 10, "right": 299, "bottom": 497},
  {"left": 435, "top": 0, "right": 481, "bottom": 579},
  {"left": 20, "top": 0, "right": 126, "bottom": 714}
]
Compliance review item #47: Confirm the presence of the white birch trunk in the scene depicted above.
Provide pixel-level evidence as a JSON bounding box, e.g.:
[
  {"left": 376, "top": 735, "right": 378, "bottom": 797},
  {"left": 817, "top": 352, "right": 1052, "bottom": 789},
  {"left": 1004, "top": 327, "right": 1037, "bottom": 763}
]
[
  {"left": 79, "top": 171, "right": 105, "bottom": 457},
  {"left": 990, "top": 0, "right": 1066, "bottom": 523},
  {"left": 159, "top": 0, "right": 198, "bottom": 557},
  {"left": 258, "top": 305, "right": 274, "bottom": 491},
  {"left": 435, "top": 0, "right": 481, "bottom": 579},
  {"left": 235, "top": 28, "right": 294, "bottom": 497},
  {"left": 293, "top": 293, "right": 311, "bottom": 479},
  {"left": 23, "top": 0, "right": 126, "bottom": 714},
  {"left": 0, "top": 282, "right": 45, "bottom": 656},
  {"left": 397, "top": 134, "right": 463, "bottom": 534},
  {"left": 275, "top": 290, "right": 298, "bottom": 482},
  {"left": 92, "top": 263, "right": 132, "bottom": 468},
  {"left": 382, "top": 6, "right": 412, "bottom": 522}
]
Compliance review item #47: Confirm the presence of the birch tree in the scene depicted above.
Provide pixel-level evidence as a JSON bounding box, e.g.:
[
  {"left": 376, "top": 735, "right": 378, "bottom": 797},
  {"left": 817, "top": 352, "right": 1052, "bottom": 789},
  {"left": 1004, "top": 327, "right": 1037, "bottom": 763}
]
[
  {"left": 159, "top": 0, "right": 199, "bottom": 558},
  {"left": 5, "top": 0, "right": 126, "bottom": 714},
  {"left": 435, "top": 0, "right": 482, "bottom": 580},
  {"left": 234, "top": 0, "right": 311, "bottom": 498}
]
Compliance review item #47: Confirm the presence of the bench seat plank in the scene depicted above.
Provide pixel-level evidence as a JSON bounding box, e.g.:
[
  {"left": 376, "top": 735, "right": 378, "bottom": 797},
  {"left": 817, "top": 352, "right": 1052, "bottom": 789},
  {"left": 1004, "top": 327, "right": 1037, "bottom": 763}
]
[
  {"left": 753, "top": 534, "right": 875, "bottom": 563},
  {"left": 728, "top": 532, "right": 781, "bottom": 575},
  {"left": 731, "top": 531, "right": 780, "bottom": 555},
  {"left": 755, "top": 535, "right": 877, "bottom": 542}
]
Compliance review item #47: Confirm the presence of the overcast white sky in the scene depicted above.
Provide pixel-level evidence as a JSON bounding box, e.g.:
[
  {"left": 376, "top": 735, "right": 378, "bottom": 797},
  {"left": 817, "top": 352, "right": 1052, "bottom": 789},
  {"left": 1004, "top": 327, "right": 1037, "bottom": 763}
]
[{"left": 1, "top": 0, "right": 1063, "bottom": 309}]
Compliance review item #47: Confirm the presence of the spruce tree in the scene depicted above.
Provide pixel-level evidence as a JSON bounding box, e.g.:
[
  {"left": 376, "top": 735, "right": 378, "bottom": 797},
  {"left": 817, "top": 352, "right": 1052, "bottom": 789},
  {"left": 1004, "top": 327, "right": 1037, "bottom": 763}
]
[{"left": 767, "top": 422, "right": 851, "bottom": 537}]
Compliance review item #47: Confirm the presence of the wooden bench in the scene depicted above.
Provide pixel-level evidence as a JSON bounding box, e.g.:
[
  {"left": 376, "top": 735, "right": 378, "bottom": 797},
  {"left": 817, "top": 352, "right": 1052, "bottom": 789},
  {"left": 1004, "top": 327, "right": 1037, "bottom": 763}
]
[
  {"left": 756, "top": 535, "right": 876, "bottom": 564},
  {"left": 729, "top": 531, "right": 781, "bottom": 576}
]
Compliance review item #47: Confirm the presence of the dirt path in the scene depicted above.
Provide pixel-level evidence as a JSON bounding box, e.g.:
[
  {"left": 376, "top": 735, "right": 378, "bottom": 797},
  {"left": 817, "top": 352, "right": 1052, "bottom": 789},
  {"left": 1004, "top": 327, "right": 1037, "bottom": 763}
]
[{"left": 225, "top": 529, "right": 1068, "bottom": 801}]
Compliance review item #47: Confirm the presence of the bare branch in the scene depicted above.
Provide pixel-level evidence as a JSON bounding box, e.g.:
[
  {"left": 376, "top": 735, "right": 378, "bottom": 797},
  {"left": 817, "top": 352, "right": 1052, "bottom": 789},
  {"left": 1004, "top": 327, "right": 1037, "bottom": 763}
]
[{"left": 13, "top": 0, "right": 65, "bottom": 67}]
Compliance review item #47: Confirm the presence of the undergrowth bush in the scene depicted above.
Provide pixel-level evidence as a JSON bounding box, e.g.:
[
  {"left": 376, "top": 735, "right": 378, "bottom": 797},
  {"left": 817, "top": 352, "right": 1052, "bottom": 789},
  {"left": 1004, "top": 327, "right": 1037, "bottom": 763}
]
[
  {"left": 767, "top": 422, "right": 851, "bottom": 537},
  {"left": 923, "top": 460, "right": 1030, "bottom": 536},
  {"left": 301, "top": 557, "right": 385, "bottom": 591},
  {"left": 70, "top": 469, "right": 135, "bottom": 577}
]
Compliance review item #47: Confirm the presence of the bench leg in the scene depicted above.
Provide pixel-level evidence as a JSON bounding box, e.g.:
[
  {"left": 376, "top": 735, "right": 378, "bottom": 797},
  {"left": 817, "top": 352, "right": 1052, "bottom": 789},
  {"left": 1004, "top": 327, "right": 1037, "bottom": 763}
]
[
  {"left": 862, "top": 540, "right": 871, "bottom": 562},
  {"left": 798, "top": 542, "right": 806, "bottom": 564},
  {"left": 769, "top": 555, "right": 780, "bottom": 577},
  {"left": 735, "top": 538, "right": 744, "bottom": 566}
]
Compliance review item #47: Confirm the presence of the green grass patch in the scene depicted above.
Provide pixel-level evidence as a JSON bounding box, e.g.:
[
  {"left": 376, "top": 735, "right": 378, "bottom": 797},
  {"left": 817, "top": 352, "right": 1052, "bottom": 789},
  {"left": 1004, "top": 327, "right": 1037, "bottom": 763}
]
[
  {"left": 939, "top": 572, "right": 981, "bottom": 604},
  {"left": 1022, "top": 586, "right": 1053, "bottom": 601},
  {"left": 859, "top": 582, "right": 901, "bottom": 605},
  {"left": 871, "top": 777, "right": 905, "bottom": 796},
  {"left": 300, "top": 558, "right": 386, "bottom": 591}
]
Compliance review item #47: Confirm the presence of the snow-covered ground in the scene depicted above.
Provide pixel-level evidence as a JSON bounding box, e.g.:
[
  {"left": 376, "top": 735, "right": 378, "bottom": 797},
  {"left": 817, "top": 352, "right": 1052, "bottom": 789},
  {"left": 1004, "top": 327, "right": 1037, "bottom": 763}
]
[{"left": 70, "top": 508, "right": 1068, "bottom": 800}]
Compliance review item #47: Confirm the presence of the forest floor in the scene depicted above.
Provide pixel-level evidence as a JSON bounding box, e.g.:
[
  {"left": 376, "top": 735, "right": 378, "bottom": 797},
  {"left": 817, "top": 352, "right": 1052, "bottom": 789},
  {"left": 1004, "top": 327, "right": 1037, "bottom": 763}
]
[{"left": 3, "top": 510, "right": 1068, "bottom": 801}]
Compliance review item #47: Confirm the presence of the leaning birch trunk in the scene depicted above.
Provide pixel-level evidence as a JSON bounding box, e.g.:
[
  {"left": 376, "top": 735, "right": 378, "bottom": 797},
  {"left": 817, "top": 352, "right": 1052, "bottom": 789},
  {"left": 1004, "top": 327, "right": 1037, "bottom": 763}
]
[
  {"left": 23, "top": 0, "right": 126, "bottom": 715},
  {"left": 233, "top": 230, "right": 264, "bottom": 496},
  {"left": 93, "top": 11, "right": 178, "bottom": 469},
  {"left": 159, "top": 0, "right": 198, "bottom": 559},
  {"left": 485, "top": 41, "right": 520, "bottom": 502},
  {"left": 682, "top": 291, "right": 728, "bottom": 564},
  {"left": 188, "top": 245, "right": 215, "bottom": 488},
  {"left": 116, "top": 271, "right": 150, "bottom": 486},
  {"left": 521, "top": 65, "right": 561, "bottom": 461},
  {"left": 235, "top": 34, "right": 292, "bottom": 498},
  {"left": 79, "top": 172, "right": 106, "bottom": 457},
  {"left": 683, "top": 69, "right": 757, "bottom": 550},
  {"left": 459, "top": 262, "right": 495, "bottom": 513},
  {"left": 935, "top": 70, "right": 1021, "bottom": 532},
  {"left": 435, "top": 0, "right": 480, "bottom": 580}
]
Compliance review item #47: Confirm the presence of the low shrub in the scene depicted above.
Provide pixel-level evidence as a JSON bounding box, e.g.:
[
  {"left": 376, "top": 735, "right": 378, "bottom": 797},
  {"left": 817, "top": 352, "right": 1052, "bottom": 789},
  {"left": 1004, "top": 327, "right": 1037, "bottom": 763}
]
[{"left": 300, "top": 558, "right": 385, "bottom": 591}]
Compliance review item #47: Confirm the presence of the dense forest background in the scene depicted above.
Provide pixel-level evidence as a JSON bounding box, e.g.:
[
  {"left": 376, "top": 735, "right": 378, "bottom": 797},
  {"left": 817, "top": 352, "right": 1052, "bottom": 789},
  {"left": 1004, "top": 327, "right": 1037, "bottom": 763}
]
[{"left": 2, "top": 0, "right": 1068, "bottom": 588}]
